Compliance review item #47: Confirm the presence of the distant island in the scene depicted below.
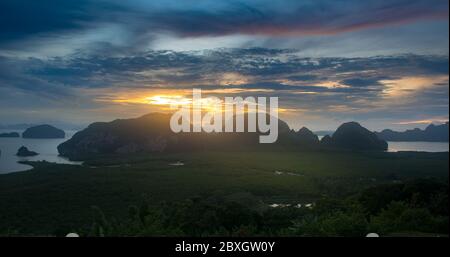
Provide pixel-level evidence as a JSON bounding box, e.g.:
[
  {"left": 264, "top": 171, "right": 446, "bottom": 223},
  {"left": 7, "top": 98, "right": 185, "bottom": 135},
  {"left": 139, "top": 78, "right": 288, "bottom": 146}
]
[
  {"left": 321, "top": 122, "right": 388, "bottom": 151},
  {"left": 16, "top": 146, "right": 39, "bottom": 157},
  {"left": 22, "top": 125, "right": 65, "bottom": 139},
  {"left": 375, "top": 122, "right": 449, "bottom": 142},
  {"left": 0, "top": 132, "right": 20, "bottom": 138}
]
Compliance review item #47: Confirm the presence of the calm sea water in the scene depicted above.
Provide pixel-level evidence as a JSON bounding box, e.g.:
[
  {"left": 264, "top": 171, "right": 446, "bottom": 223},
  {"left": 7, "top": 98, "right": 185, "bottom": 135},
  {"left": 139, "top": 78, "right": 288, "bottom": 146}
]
[
  {"left": 1, "top": 131, "right": 448, "bottom": 174},
  {"left": 316, "top": 136, "right": 449, "bottom": 153},
  {"left": 0, "top": 130, "right": 81, "bottom": 174},
  {"left": 387, "top": 141, "right": 449, "bottom": 153}
]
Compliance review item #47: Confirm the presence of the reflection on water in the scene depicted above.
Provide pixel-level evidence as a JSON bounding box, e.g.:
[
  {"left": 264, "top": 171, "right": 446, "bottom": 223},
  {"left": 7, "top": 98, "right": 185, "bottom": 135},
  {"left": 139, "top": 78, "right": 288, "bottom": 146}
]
[
  {"left": 387, "top": 141, "right": 449, "bottom": 152},
  {"left": 317, "top": 135, "right": 448, "bottom": 152},
  {"left": 0, "top": 130, "right": 81, "bottom": 174}
]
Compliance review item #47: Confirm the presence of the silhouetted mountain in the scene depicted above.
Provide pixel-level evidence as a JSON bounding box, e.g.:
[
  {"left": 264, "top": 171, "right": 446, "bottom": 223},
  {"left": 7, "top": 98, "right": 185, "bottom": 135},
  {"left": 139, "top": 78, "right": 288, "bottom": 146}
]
[
  {"left": 294, "top": 127, "right": 319, "bottom": 145},
  {"left": 58, "top": 113, "right": 321, "bottom": 160},
  {"left": 0, "top": 132, "right": 20, "bottom": 138},
  {"left": 321, "top": 122, "right": 388, "bottom": 151},
  {"left": 320, "top": 135, "right": 332, "bottom": 145},
  {"left": 375, "top": 122, "right": 449, "bottom": 142},
  {"left": 58, "top": 113, "right": 176, "bottom": 159},
  {"left": 58, "top": 114, "right": 386, "bottom": 160},
  {"left": 16, "top": 146, "right": 38, "bottom": 157},
  {"left": 22, "top": 125, "right": 65, "bottom": 139}
]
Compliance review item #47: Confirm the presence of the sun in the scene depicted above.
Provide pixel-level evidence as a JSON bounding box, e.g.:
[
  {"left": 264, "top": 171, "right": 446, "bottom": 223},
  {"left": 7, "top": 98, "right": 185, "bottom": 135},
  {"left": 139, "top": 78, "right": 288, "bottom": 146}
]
[
  {"left": 145, "top": 95, "right": 192, "bottom": 106},
  {"left": 145, "top": 94, "right": 224, "bottom": 114}
]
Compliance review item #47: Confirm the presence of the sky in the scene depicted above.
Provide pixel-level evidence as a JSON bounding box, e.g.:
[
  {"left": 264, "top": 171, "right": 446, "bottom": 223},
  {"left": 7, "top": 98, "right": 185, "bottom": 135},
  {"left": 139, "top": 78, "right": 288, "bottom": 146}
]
[{"left": 0, "top": 0, "right": 448, "bottom": 131}]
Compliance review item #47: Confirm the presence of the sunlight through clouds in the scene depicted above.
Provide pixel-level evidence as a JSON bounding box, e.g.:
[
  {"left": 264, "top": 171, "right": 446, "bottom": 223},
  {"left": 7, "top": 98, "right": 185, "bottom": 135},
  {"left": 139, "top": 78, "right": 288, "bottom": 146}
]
[{"left": 381, "top": 75, "right": 449, "bottom": 98}]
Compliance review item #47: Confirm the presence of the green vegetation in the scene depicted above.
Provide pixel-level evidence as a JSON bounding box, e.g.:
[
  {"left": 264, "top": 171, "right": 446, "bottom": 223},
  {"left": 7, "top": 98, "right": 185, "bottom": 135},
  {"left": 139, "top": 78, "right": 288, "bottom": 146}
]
[{"left": 0, "top": 151, "right": 448, "bottom": 236}]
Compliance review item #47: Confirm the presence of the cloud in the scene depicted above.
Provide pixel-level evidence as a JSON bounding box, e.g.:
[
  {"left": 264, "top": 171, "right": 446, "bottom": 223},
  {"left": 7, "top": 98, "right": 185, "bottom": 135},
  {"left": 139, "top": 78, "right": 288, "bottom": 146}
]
[
  {"left": 0, "top": 0, "right": 98, "bottom": 43},
  {"left": 144, "top": 0, "right": 449, "bottom": 37},
  {"left": 3, "top": 49, "right": 447, "bottom": 92},
  {"left": 340, "top": 78, "right": 384, "bottom": 88},
  {"left": 0, "top": 48, "right": 447, "bottom": 127},
  {"left": 0, "top": 0, "right": 448, "bottom": 50}
]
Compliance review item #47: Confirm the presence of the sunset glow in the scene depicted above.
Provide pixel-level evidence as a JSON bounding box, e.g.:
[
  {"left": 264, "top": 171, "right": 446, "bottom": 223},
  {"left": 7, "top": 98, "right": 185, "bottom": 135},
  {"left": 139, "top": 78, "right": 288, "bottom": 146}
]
[
  {"left": 381, "top": 75, "right": 449, "bottom": 98},
  {"left": 146, "top": 95, "right": 192, "bottom": 106}
]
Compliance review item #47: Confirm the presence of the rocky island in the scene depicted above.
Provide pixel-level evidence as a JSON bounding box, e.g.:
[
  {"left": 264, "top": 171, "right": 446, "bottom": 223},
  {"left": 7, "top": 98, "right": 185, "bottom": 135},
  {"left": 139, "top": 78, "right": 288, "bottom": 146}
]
[
  {"left": 16, "top": 146, "right": 39, "bottom": 157},
  {"left": 321, "top": 122, "right": 388, "bottom": 151},
  {"left": 375, "top": 122, "right": 449, "bottom": 142},
  {"left": 0, "top": 132, "right": 20, "bottom": 137},
  {"left": 22, "top": 125, "right": 65, "bottom": 139}
]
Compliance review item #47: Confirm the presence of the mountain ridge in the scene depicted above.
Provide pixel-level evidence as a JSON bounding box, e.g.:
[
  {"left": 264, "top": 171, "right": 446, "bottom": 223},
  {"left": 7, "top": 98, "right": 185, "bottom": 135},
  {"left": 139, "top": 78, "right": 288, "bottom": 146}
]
[
  {"left": 375, "top": 122, "right": 449, "bottom": 142},
  {"left": 58, "top": 113, "right": 388, "bottom": 160}
]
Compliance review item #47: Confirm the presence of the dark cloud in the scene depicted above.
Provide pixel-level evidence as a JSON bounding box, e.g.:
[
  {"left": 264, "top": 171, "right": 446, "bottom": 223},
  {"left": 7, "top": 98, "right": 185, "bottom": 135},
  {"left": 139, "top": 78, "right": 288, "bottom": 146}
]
[
  {"left": 286, "top": 74, "right": 319, "bottom": 81},
  {"left": 139, "top": 0, "right": 449, "bottom": 37},
  {"left": 0, "top": 0, "right": 447, "bottom": 47},
  {"left": 340, "top": 78, "right": 383, "bottom": 88},
  {"left": 0, "top": 56, "right": 75, "bottom": 99},
  {"left": 0, "top": 0, "right": 96, "bottom": 43}
]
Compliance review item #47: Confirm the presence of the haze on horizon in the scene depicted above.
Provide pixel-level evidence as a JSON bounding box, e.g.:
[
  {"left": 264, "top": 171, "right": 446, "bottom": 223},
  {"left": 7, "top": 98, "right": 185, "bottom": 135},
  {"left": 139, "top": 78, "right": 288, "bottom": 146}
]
[{"left": 0, "top": 0, "right": 448, "bottom": 132}]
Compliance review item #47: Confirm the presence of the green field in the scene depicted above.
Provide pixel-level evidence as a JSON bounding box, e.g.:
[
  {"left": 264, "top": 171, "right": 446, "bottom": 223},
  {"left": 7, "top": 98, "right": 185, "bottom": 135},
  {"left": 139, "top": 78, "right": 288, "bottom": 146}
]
[{"left": 0, "top": 151, "right": 448, "bottom": 236}]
